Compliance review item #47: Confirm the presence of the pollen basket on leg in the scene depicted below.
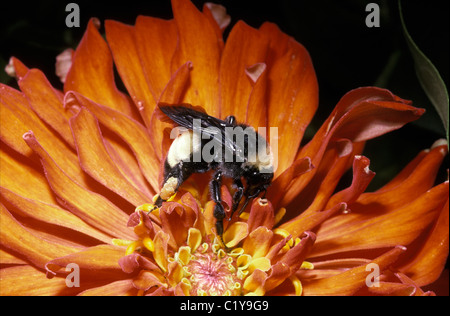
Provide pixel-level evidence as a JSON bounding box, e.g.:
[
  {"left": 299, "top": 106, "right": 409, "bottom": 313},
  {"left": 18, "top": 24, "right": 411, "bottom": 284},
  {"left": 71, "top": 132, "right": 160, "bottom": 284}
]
[{"left": 160, "top": 177, "right": 178, "bottom": 200}]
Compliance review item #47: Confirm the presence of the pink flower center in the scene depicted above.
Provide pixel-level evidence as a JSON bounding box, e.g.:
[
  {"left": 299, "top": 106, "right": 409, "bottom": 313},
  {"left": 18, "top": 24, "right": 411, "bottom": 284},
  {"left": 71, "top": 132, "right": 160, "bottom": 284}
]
[{"left": 187, "top": 252, "right": 241, "bottom": 296}]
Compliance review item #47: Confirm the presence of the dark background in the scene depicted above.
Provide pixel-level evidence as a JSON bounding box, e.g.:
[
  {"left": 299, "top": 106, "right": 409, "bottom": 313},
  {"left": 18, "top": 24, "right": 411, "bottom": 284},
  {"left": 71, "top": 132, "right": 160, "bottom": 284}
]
[{"left": 1, "top": 0, "right": 448, "bottom": 189}]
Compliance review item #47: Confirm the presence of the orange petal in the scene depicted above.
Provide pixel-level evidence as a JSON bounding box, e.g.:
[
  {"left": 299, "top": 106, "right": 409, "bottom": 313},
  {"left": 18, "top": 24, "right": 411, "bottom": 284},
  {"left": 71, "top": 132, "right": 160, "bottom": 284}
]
[
  {"left": 171, "top": 0, "right": 222, "bottom": 114},
  {"left": 283, "top": 140, "right": 364, "bottom": 211},
  {"left": 267, "top": 157, "right": 313, "bottom": 208},
  {"left": 295, "top": 88, "right": 424, "bottom": 204},
  {"left": 1, "top": 187, "right": 112, "bottom": 244},
  {"left": 247, "top": 198, "right": 275, "bottom": 232},
  {"left": 376, "top": 150, "right": 428, "bottom": 192},
  {"left": 118, "top": 253, "right": 160, "bottom": 274},
  {"left": 105, "top": 20, "right": 157, "bottom": 128},
  {"left": 223, "top": 222, "right": 248, "bottom": 248},
  {"left": 70, "top": 107, "right": 151, "bottom": 206},
  {"left": 334, "top": 99, "right": 425, "bottom": 142},
  {"left": 203, "top": 201, "right": 216, "bottom": 236},
  {"left": 242, "top": 226, "right": 274, "bottom": 258},
  {"left": 23, "top": 131, "right": 134, "bottom": 240},
  {"left": 302, "top": 246, "right": 406, "bottom": 295},
  {"left": 334, "top": 144, "right": 447, "bottom": 220},
  {"left": 202, "top": 2, "right": 230, "bottom": 34},
  {"left": 0, "top": 84, "right": 92, "bottom": 188},
  {"left": 366, "top": 281, "right": 416, "bottom": 296},
  {"left": 299, "top": 88, "right": 424, "bottom": 167},
  {"left": 262, "top": 22, "right": 318, "bottom": 176},
  {"left": 377, "top": 143, "right": 448, "bottom": 196},
  {"left": 0, "top": 204, "right": 79, "bottom": 269},
  {"left": 280, "top": 142, "right": 356, "bottom": 234},
  {"left": 0, "top": 248, "right": 26, "bottom": 265},
  {"left": 134, "top": 270, "right": 167, "bottom": 291},
  {"left": 134, "top": 15, "right": 178, "bottom": 104},
  {"left": 264, "top": 262, "right": 291, "bottom": 293},
  {"left": 131, "top": 15, "right": 178, "bottom": 161},
  {"left": 0, "top": 83, "right": 49, "bottom": 157},
  {"left": 398, "top": 198, "right": 449, "bottom": 286},
  {"left": 280, "top": 203, "right": 347, "bottom": 241},
  {"left": 266, "top": 234, "right": 292, "bottom": 262},
  {"left": 312, "top": 181, "right": 449, "bottom": 257},
  {"left": 153, "top": 231, "right": 170, "bottom": 272},
  {"left": 276, "top": 231, "right": 316, "bottom": 274},
  {"left": 0, "top": 265, "right": 80, "bottom": 296},
  {"left": 393, "top": 272, "right": 428, "bottom": 296},
  {"left": 243, "top": 268, "right": 267, "bottom": 295},
  {"left": 65, "top": 92, "right": 160, "bottom": 192},
  {"left": 180, "top": 192, "right": 204, "bottom": 232},
  {"left": 103, "top": 131, "right": 155, "bottom": 198},
  {"left": 0, "top": 144, "right": 56, "bottom": 205},
  {"left": 18, "top": 69, "right": 74, "bottom": 148},
  {"left": 159, "top": 202, "right": 192, "bottom": 249},
  {"left": 158, "top": 62, "right": 193, "bottom": 105},
  {"left": 313, "top": 144, "right": 448, "bottom": 251},
  {"left": 45, "top": 244, "right": 126, "bottom": 278},
  {"left": 326, "top": 155, "right": 375, "bottom": 208},
  {"left": 78, "top": 279, "right": 136, "bottom": 296},
  {"left": 150, "top": 62, "right": 193, "bottom": 161},
  {"left": 219, "top": 20, "right": 268, "bottom": 122},
  {"left": 5, "top": 56, "right": 29, "bottom": 80},
  {"left": 246, "top": 63, "right": 268, "bottom": 129},
  {"left": 167, "top": 261, "right": 184, "bottom": 287},
  {"left": 64, "top": 19, "right": 136, "bottom": 119}
]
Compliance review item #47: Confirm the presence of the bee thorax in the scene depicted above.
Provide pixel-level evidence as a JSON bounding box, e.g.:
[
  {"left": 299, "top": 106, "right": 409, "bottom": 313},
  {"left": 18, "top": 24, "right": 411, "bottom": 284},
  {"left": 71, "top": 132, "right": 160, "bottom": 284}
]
[{"left": 167, "top": 130, "right": 201, "bottom": 167}]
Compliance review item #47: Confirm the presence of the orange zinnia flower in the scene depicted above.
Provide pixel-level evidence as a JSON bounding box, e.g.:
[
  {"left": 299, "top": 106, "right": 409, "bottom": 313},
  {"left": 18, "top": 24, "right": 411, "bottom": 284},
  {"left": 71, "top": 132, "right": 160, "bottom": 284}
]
[{"left": 0, "top": 0, "right": 448, "bottom": 296}]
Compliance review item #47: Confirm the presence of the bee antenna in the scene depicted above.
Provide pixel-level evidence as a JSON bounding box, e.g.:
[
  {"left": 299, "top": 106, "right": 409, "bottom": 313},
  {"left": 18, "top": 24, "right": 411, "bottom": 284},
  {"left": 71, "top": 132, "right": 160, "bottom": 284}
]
[{"left": 237, "top": 188, "right": 262, "bottom": 216}]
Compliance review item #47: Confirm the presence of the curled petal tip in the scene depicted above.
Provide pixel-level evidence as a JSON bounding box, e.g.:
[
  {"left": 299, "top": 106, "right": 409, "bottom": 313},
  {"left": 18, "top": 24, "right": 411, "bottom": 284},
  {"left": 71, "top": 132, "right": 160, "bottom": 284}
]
[
  {"left": 204, "top": 2, "right": 231, "bottom": 30},
  {"left": 63, "top": 92, "right": 81, "bottom": 113},
  {"left": 430, "top": 139, "right": 448, "bottom": 152},
  {"left": 396, "top": 245, "right": 407, "bottom": 252},
  {"left": 22, "top": 130, "right": 34, "bottom": 140},
  {"left": 55, "top": 48, "right": 74, "bottom": 84},
  {"left": 90, "top": 17, "right": 101, "bottom": 29},
  {"left": 5, "top": 57, "right": 17, "bottom": 78},
  {"left": 301, "top": 231, "right": 317, "bottom": 243},
  {"left": 245, "top": 63, "right": 266, "bottom": 83}
]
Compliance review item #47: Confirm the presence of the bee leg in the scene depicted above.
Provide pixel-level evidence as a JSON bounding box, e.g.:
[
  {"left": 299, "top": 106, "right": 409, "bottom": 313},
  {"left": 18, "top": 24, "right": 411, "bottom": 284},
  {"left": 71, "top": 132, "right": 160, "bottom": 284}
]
[
  {"left": 236, "top": 188, "right": 262, "bottom": 216},
  {"left": 229, "top": 179, "right": 244, "bottom": 220},
  {"left": 210, "top": 170, "right": 226, "bottom": 242},
  {"left": 214, "top": 204, "right": 225, "bottom": 238},
  {"left": 147, "top": 195, "right": 164, "bottom": 214},
  {"left": 225, "top": 115, "right": 236, "bottom": 126},
  {"left": 149, "top": 163, "right": 188, "bottom": 214}
]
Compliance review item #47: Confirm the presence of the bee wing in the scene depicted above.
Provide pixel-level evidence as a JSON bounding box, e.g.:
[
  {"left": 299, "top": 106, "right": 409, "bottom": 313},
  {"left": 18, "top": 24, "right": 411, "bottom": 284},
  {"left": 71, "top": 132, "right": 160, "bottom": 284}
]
[
  {"left": 158, "top": 104, "right": 224, "bottom": 129},
  {"left": 158, "top": 104, "right": 238, "bottom": 154}
]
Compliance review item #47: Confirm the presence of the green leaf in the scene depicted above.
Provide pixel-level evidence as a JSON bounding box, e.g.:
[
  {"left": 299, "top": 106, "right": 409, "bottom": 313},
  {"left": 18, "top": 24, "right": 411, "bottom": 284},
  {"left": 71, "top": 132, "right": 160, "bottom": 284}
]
[{"left": 399, "top": 0, "right": 449, "bottom": 147}]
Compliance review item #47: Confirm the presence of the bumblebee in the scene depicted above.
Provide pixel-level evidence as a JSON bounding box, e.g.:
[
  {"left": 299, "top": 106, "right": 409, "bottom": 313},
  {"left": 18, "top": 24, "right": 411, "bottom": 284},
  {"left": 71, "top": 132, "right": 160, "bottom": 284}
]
[{"left": 153, "top": 104, "right": 274, "bottom": 239}]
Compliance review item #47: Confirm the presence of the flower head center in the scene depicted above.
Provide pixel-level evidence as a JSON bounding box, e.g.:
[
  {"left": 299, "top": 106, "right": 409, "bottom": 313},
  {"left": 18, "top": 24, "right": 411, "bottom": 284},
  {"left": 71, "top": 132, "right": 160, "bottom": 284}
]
[{"left": 187, "top": 251, "right": 240, "bottom": 296}]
